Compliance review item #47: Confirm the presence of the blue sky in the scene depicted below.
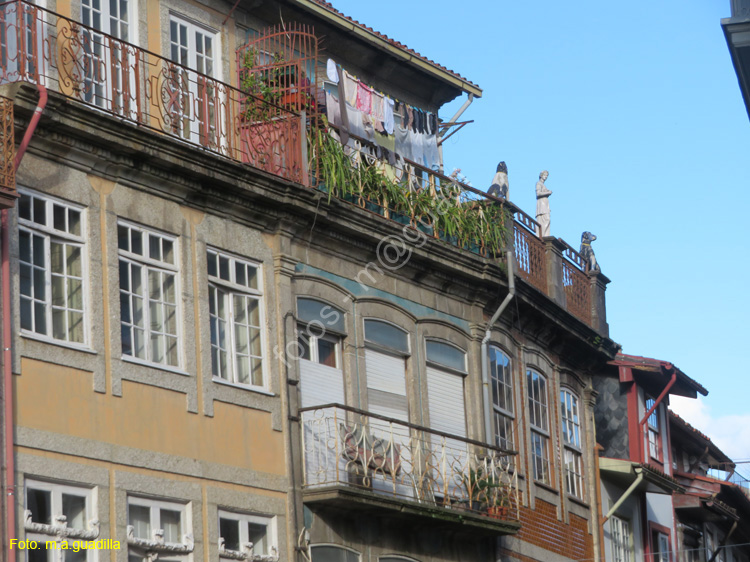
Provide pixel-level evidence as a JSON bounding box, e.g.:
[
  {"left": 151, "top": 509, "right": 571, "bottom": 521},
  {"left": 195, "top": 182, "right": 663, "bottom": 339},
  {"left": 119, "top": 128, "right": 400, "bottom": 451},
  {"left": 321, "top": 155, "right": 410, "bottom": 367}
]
[{"left": 333, "top": 0, "right": 750, "bottom": 460}]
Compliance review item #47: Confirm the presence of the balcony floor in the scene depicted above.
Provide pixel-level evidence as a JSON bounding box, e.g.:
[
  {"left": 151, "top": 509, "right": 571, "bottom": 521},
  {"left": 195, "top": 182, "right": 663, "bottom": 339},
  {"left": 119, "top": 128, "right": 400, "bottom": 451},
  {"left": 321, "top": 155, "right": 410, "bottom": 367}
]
[{"left": 302, "top": 485, "right": 521, "bottom": 537}]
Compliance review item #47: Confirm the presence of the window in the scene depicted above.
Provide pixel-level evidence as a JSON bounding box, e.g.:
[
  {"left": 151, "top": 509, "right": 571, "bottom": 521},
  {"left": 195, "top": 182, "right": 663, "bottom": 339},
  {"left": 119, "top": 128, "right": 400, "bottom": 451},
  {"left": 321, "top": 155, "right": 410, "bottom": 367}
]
[
  {"left": 168, "top": 14, "right": 218, "bottom": 143},
  {"left": 218, "top": 510, "right": 276, "bottom": 560},
  {"left": 364, "top": 320, "right": 409, "bottom": 422},
  {"left": 299, "top": 331, "right": 338, "bottom": 368},
  {"left": 645, "top": 396, "right": 661, "bottom": 461},
  {"left": 18, "top": 191, "right": 86, "bottom": 345},
  {"left": 24, "top": 479, "right": 97, "bottom": 561},
  {"left": 118, "top": 222, "right": 179, "bottom": 367},
  {"left": 489, "top": 346, "right": 514, "bottom": 450},
  {"left": 652, "top": 531, "right": 670, "bottom": 562},
  {"left": 208, "top": 248, "right": 265, "bottom": 388},
  {"left": 127, "top": 496, "right": 192, "bottom": 562},
  {"left": 610, "top": 515, "right": 632, "bottom": 562},
  {"left": 80, "top": 0, "right": 134, "bottom": 113},
  {"left": 527, "top": 369, "right": 550, "bottom": 484},
  {"left": 561, "top": 389, "right": 583, "bottom": 499}
]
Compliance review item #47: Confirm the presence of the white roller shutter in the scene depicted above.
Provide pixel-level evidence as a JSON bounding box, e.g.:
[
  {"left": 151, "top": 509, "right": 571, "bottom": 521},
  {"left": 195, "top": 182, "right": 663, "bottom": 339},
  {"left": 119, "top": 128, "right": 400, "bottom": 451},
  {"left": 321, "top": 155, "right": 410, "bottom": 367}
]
[
  {"left": 365, "top": 348, "right": 408, "bottom": 422},
  {"left": 299, "top": 360, "right": 344, "bottom": 408},
  {"left": 426, "top": 366, "right": 466, "bottom": 437}
]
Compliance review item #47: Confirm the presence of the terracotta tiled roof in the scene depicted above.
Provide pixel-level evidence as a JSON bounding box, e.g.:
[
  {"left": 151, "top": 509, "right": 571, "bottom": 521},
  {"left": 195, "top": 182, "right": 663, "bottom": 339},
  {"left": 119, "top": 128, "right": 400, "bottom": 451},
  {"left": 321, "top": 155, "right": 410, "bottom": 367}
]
[
  {"left": 611, "top": 353, "right": 708, "bottom": 396},
  {"left": 304, "top": 0, "right": 481, "bottom": 92},
  {"left": 669, "top": 409, "right": 733, "bottom": 464}
]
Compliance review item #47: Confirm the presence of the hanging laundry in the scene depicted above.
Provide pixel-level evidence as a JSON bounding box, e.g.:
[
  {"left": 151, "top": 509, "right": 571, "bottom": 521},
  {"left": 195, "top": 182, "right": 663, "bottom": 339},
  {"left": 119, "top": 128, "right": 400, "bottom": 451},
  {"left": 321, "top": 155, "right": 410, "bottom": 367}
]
[
  {"left": 372, "top": 93, "right": 385, "bottom": 133},
  {"left": 326, "top": 59, "right": 339, "bottom": 83},
  {"left": 344, "top": 71, "right": 358, "bottom": 107},
  {"left": 356, "top": 82, "right": 372, "bottom": 114},
  {"left": 384, "top": 98, "right": 395, "bottom": 135}
]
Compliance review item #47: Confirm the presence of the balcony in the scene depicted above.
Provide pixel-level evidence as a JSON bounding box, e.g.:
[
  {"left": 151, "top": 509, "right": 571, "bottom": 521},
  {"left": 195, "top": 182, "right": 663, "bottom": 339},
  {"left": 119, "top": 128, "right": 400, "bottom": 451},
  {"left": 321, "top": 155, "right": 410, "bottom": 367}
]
[
  {"left": 300, "top": 404, "right": 520, "bottom": 535},
  {"left": 0, "top": 0, "right": 304, "bottom": 183}
]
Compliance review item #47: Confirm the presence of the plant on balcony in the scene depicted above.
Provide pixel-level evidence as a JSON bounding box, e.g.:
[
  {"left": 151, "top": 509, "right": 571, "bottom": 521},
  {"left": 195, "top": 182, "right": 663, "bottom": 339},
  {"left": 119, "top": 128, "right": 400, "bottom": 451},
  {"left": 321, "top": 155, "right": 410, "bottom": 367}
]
[
  {"left": 460, "top": 466, "right": 510, "bottom": 518},
  {"left": 309, "top": 121, "right": 512, "bottom": 257}
]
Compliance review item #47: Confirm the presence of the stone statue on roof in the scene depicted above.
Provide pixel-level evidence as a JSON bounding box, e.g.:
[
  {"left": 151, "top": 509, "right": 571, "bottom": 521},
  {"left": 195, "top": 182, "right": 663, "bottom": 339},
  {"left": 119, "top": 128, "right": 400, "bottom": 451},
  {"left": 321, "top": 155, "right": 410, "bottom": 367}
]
[{"left": 535, "top": 170, "right": 551, "bottom": 238}]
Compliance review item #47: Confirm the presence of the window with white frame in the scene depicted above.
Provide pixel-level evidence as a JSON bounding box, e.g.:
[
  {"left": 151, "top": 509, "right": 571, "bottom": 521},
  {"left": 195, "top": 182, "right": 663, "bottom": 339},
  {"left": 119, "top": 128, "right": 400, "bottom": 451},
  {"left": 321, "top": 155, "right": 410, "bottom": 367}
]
[
  {"left": 561, "top": 389, "right": 584, "bottom": 499},
  {"left": 208, "top": 248, "right": 265, "bottom": 388},
  {"left": 299, "top": 330, "right": 338, "bottom": 368},
  {"left": 168, "top": 13, "right": 218, "bottom": 143},
  {"left": 127, "top": 496, "right": 192, "bottom": 562},
  {"left": 652, "top": 531, "right": 670, "bottom": 562},
  {"left": 118, "top": 222, "right": 179, "bottom": 367},
  {"left": 25, "top": 478, "right": 97, "bottom": 561},
  {"left": 645, "top": 396, "right": 661, "bottom": 461},
  {"left": 18, "top": 191, "right": 86, "bottom": 345},
  {"left": 610, "top": 515, "right": 632, "bottom": 562},
  {"left": 527, "top": 369, "right": 550, "bottom": 485},
  {"left": 218, "top": 510, "right": 276, "bottom": 560},
  {"left": 489, "top": 346, "right": 514, "bottom": 451}
]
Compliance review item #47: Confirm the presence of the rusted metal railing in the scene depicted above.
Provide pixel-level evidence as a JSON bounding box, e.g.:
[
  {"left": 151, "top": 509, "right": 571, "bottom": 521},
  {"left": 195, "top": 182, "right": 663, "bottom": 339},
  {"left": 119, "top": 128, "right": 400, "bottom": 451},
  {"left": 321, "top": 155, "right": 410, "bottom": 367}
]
[
  {"left": 560, "top": 241, "right": 591, "bottom": 325},
  {"left": 0, "top": 96, "right": 14, "bottom": 208},
  {"left": 0, "top": 0, "right": 303, "bottom": 183},
  {"left": 513, "top": 209, "right": 546, "bottom": 293},
  {"left": 301, "top": 404, "right": 519, "bottom": 521}
]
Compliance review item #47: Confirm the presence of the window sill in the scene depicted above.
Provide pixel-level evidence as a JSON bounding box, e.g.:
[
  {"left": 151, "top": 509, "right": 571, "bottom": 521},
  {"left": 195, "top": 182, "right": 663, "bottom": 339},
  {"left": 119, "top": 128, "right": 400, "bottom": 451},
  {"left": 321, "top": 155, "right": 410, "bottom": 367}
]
[
  {"left": 21, "top": 332, "right": 97, "bottom": 355},
  {"left": 212, "top": 377, "right": 275, "bottom": 397},
  {"left": 121, "top": 355, "right": 190, "bottom": 376},
  {"left": 567, "top": 495, "right": 590, "bottom": 509},
  {"left": 534, "top": 481, "right": 559, "bottom": 495}
]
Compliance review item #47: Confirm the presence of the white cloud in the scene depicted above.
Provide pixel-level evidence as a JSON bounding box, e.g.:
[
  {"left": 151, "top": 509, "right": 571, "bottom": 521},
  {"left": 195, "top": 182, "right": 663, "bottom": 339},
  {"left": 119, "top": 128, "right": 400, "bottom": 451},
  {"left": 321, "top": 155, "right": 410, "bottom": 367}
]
[{"left": 670, "top": 396, "right": 750, "bottom": 463}]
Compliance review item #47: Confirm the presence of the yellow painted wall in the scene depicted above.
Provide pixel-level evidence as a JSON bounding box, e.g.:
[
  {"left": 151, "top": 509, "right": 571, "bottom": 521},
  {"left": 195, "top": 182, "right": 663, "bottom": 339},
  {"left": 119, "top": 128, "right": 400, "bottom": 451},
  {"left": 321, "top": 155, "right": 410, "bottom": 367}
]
[{"left": 15, "top": 358, "right": 285, "bottom": 476}]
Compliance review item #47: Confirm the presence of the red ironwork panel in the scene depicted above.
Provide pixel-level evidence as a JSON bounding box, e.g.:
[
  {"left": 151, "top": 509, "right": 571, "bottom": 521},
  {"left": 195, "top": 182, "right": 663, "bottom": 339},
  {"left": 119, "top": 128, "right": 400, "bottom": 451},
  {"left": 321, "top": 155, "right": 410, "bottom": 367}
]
[
  {"left": 0, "top": 0, "right": 305, "bottom": 185},
  {"left": 562, "top": 259, "right": 591, "bottom": 325},
  {"left": 514, "top": 222, "right": 546, "bottom": 292},
  {"left": 0, "top": 95, "right": 15, "bottom": 208}
]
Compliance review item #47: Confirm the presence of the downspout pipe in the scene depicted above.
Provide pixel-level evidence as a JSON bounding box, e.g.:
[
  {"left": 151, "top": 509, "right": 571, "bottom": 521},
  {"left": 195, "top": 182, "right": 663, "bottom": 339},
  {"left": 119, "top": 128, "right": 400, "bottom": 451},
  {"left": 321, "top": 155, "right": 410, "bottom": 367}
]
[
  {"left": 481, "top": 249, "right": 515, "bottom": 445},
  {"left": 603, "top": 471, "right": 645, "bottom": 522},
  {"left": 639, "top": 372, "right": 677, "bottom": 462},
  {"left": 4, "top": 83, "right": 47, "bottom": 562}
]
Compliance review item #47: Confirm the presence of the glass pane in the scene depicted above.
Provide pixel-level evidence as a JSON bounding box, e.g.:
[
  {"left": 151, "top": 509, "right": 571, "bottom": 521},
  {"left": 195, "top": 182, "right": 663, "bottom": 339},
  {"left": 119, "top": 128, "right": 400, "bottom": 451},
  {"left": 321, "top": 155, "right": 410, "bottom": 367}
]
[
  {"left": 33, "top": 233, "right": 45, "bottom": 266},
  {"left": 28, "top": 544, "right": 50, "bottom": 562},
  {"left": 53, "top": 307, "right": 65, "bottom": 339},
  {"left": 163, "top": 274, "right": 175, "bottom": 304},
  {"left": 69, "top": 210, "right": 81, "bottom": 236},
  {"left": 298, "top": 334, "right": 311, "bottom": 360},
  {"left": 426, "top": 340, "right": 465, "bottom": 371},
  {"left": 160, "top": 509, "right": 181, "bottom": 544},
  {"left": 19, "top": 193, "right": 31, "bottom": 220},
  {"left": 19, "top": 230, "right": 31, "bottom": 263},
  {"left": 33, "top": 196, "right": 46, "bottom": 225},
  {"left": 318, "top": 338, "right": 336, "bottom": 368},
  {"left": 364, "top": 319, "right": 408, "bottom": 353},
  {"left": 220, "top": 518, "right": 240, "bottom": 551},
  {"left": 130, "top": 229, "right": 142, "bottom": 255},
  {"left": 51, "top": 275, "right": 65, "bottom": 306},
  {"left": 67, "top": 246, "right": 82, "bottom": 277},
  {"left": 128, "top": 504, "right": 150, "bottom": 539},
  {"left": 235, "top": 262, "right": 246, "bottom": 286},
  {"left": 236, "top": 355, "right": 249, "bottom": 384},
  {"left": 118, "top": 224, "right": 129, "bottom": 251},
  {"left": 50, "top": 241, "right": 64, "bottom": 273},
  {"left": 121, "top": 324, "right": 132, "bottom": 355},
  {"left": 149, "top": 234, "right": 161, "bottom": 261},
  {"left": 54, "top": 204, "right": 66, "bottom": 231},
  {"left": 207, "top": 251, "right": 217, "bottom": 277},
  {"left": 247, "top": 522, "right": 267, "bottom": 555},
  {"left": 34, "top": 301, "right": 46, "bottom": 334},
  {"left": 133, "top": 327, "right": 145, "bottom": 358},
  {"left": 27, "top": 488, "right": 52, "bottom": 524},
  {"left": 69, "top": 278, "right": 83, "bottom": 310},
  {"left": 162, "top": 239, "right": 174, "bottom": 264},
  {"left": 21, "top": 298, "right": 32, "bottom": 330},
  {"left": 69, "top": 311, "right": 84, "bottom": 343},
  {"left": 62, "top": 494, "right": 87, "bottom": 529},
  {"left": 148, "top": 270, "right": 161, "bottom": 301},
  {"left": 297, "top": 298, "right": 344, "bottom": 332},
  {"left": 151, "top": 332, "right": 164, "bottom": 363},
  {"left": 219, "top": 256, "right": 230, "bottom": 281},
  {"left": 251, "top": 358, "right": 263, "bottom": 387}
]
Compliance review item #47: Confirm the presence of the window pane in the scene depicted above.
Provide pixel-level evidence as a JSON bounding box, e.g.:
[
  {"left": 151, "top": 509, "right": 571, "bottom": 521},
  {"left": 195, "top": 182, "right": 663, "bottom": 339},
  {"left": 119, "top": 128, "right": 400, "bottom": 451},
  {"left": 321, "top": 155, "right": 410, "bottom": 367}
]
[
  {"left": 27, "top": 488, "right": 51, "bottom": 524},
  {"left": 297, "top": 298, "right": 345, "bottom": 333},
  {"left": 220, "top": 518, "right": 240, "bottom": 551},
  {"left": 62, "top": 493, "right": 87, "bottom": 529},
  {"left": 247, "top": 522, "right": 267, "bottom": 555},
  {"left": 364, "top": 319, "right": 408, "bottom": 353},
  {"left": 160, "top": 509, "right": 181, "bottom": 544},
  {"left": 318, "top": 338, "right": 336, "bottom": 368},
  {"left": 426, "top": 340, "right": 465, "bottom": 372},
  {"left": 128, "top": 504, "right": 150, "bottom": 539}
]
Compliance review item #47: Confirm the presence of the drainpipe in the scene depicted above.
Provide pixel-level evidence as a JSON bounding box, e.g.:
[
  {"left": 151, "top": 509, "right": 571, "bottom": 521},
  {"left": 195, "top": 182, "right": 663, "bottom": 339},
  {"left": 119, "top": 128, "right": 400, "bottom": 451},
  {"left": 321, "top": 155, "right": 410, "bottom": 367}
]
[
  {"left": 4, "top": 83, "right": 47, "bottom": 562},
  {"left": 481, "top": 249, "right": 515, "bottom": 445},
  {"left": 639, "top": 371, "right": 677, "bottom": 463},
  {"left": 602, "top": 471, "right": 645, "bottom": 522}
]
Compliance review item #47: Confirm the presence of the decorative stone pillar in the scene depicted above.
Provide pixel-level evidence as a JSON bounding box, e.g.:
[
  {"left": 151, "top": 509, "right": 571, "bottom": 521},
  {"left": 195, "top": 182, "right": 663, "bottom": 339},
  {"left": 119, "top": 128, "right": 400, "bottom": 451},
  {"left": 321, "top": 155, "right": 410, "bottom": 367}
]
[
  {"left": 589, "top": 271, "right": 611, "bottom": 337},
  {"left": 543, "top": 237, "right": 566, "bottom": 307}
]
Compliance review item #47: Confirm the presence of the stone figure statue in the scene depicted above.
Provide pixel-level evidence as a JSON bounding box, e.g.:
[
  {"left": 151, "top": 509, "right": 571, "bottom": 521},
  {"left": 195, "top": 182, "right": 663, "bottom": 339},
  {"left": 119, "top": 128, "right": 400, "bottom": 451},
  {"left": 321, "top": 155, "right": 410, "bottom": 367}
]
[
  {"left": 535, "top": 170, "right": 552, "bottom": 237},
  {"left": 487, "top": 162, "right": 509, "bottom": 199},
  {"left": 580, "top": 231, "right": 600, "bottom": 272}
]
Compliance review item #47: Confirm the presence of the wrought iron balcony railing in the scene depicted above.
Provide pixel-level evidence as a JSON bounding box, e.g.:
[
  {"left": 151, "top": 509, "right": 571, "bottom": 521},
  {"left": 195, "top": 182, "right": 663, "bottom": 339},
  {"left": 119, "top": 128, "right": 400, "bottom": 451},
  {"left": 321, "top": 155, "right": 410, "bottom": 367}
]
[
  {"left": 300, "top": 404, "right": 520, "bottom": 522},
  {"left": 0, "top": 0, "right": 304, "bottom": 183}
]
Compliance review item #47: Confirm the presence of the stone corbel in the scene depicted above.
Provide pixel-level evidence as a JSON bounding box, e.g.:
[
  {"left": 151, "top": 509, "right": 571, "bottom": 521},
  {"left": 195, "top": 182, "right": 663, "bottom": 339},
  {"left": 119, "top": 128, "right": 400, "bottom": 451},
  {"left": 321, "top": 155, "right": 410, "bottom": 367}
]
[
  {"left": 126, "top": 525, "right": 194, "bottom": 557},
  {"left": 24, "top": 510, "right": 100, "bottom": 540}
]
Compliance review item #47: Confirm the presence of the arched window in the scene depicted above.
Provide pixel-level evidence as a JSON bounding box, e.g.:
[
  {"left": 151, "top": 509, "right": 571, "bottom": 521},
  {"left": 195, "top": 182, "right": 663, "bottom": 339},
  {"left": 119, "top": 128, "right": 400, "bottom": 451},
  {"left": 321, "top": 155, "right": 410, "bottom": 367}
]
[
  {"left": 561, "top": 389, "right": 583, "bottom": 498},
  {"left": 527, "top": 369, "right": 550, "bottom": 484},
  {"left": 489, "top": 346, "right": 514, "bottom": 450}
]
